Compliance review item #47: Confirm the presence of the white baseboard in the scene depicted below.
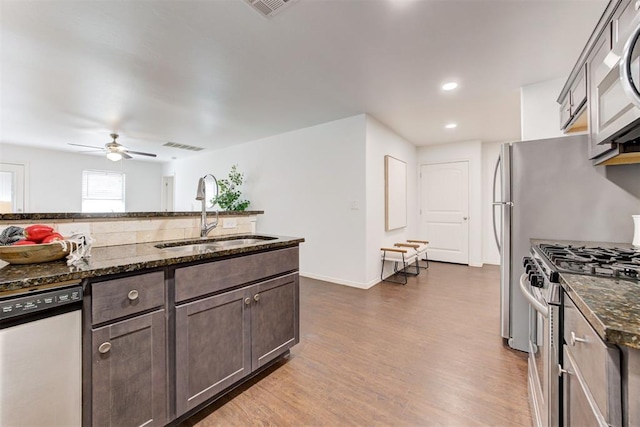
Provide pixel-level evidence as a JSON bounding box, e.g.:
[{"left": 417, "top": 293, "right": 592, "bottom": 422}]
[
  {"left": 299, "top": 272, "right": 375, "bottom": 289},
  {"left": 483, "top": 258, "right": 500, "bottom": 266},
  {"left": 469, "top": 262, "right": 483, "bottom": 268}
]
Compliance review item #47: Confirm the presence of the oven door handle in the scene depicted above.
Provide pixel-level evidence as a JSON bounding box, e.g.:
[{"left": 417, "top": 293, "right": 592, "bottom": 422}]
[{"left": 519, "top": 273, "right": 548, "bottom": 318}]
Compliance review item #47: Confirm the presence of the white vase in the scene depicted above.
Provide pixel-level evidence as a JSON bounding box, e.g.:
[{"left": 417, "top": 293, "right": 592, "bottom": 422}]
[{"left": 634, "top": 215, "right": 640, "bottom": 248}]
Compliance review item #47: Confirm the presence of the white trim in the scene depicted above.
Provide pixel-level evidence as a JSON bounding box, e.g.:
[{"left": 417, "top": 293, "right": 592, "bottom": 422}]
[
  {"left": 299, "top": 272, "right": 377, "bottom": 289},
  {"left": 469, "top": 262, "right": 484, "bottom": 268}
]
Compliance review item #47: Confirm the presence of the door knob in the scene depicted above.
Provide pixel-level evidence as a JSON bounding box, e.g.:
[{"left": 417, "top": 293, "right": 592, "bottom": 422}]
[{"left": 463, "top": 216, "right": 468, "bottom": 220}]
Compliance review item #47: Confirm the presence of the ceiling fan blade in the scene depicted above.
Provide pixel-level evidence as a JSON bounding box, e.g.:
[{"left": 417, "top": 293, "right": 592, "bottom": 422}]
[
  {"left": 123, "top": 150, "right": 157, "bottom": 157},
  {"left": 69, "top": 143, "right": 105, "bottom": 150},
  {"left": 121, "top": 152, "right": 133, "bottom": 160}
]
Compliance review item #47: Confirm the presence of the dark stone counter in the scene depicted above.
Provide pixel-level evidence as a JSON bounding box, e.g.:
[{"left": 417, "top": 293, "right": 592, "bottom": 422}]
[
  {"left": 0, "top": 211, "right": 264, "bottom": 221},
  {"left": 0, "top": 234, "right": 303, "bottom": 294},
  {"left": 561, "top": 273, "right": 640, "bottom": 350}
]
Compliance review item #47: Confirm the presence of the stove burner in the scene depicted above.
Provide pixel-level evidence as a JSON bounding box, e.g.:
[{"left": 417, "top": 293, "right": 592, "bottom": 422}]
[{"left": 538, "top": 243, "right": 640, "bottom": 281}]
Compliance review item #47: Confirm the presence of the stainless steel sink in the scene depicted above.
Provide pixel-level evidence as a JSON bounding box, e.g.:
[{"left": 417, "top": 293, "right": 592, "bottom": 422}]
[
  {"left": 160, "top": 243, "right": 222, "bottom": 252},
  {"left": 212, "top": 238, "right": 268, "bottom": 248},
  {"left": 156, "top": 236, "right": 276, "bottom": 252}
]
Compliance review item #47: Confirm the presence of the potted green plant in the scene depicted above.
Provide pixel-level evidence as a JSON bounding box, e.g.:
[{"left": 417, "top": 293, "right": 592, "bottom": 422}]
[{"left": 211, "top": 164, "right": 250, "bottom": 211}]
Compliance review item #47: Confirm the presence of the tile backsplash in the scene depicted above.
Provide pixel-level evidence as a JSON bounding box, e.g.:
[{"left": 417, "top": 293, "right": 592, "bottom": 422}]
[{"left": 0, "top": 215, "right": 258, "bottom": 247}]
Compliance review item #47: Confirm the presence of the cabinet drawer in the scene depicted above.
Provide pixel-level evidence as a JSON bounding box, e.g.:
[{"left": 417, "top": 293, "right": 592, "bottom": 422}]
[
  {"left": 563, "top": 295, "right": 621, "bottom": 421},
  {"left": 175, "top": 246, "right": 299, "bottom": 302},
  {"left": 92, "top": 271, "right": 165, "bottom": 325}
]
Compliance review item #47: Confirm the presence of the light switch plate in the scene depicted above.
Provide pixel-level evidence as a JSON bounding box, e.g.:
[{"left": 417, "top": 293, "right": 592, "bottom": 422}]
[{"left": 223, "top": 218, "right": 237, "bottom": 229}]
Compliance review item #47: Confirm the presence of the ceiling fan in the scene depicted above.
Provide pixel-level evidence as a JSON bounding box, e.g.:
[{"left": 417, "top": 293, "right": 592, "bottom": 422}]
[{"left": 69, "top": 133, "right": 157, "bottom": 161}]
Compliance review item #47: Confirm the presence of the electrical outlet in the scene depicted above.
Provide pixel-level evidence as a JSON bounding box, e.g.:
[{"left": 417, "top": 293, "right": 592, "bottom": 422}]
[
  {"left": 350, "top": 200, "right": 360, "bottom": 210},
  {"left": 223, "top": 218, "right": 237, "bottom": 229}
]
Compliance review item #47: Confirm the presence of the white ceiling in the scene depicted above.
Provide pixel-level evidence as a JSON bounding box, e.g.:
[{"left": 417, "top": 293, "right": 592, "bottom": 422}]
[{"left": 0, "top": 0, "right": 606, "bottom": 162}]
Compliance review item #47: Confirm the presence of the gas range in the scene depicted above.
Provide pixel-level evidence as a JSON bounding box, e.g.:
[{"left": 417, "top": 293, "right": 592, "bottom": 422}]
[
  {"left": 524, "top": 242, "right": 640, "bottom": 307},
  {"left": 535, "top": 243, "right": 640, "bottom": 282}
]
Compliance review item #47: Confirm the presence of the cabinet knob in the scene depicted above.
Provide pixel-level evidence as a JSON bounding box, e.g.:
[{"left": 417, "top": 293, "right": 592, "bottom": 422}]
[
  {"left": 244, "top": 297, "right": 251, "bottom": 305},
  {"left": 570, "top": 331, "right": 587, "bottom": 346},
  {"left": 254, "top": 294, "right": 260, "bottom": 302},
  {"left": 127, "top": 289, "right": 139, "bottom": 301},
  {"left": 98, "top": 342, "right": 112, "bottom": 354}
]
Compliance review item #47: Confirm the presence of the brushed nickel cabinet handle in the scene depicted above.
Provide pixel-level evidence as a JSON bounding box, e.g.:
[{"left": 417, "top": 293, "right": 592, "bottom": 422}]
[
  {"left": 244, "top": 297, "right": 251, "bottom": 305},
  {"left": 98, "top": 342, "right": 112, "bottom": 354},
  {"left": 570, "top": 331, "right": 587, "bottom": 346},
  {"left": 254, "top": 294, "right": 260, "bottom": 302},
  {"left": 127, "top": 290, "right": 139, "bottom": 301},
  {"left": 558, "top": 364, "right": 569, "bottom": 377}
]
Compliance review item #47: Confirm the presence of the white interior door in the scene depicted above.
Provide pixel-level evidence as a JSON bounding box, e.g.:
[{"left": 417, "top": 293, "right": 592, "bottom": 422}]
[
  {"left": 0, "top": 163, "right": 25, "bottom": 213},
  {"left": 420, "top": 161, "right": 469, "bottom": 264},
  {"left": 161, "top": 176, "right": 175, "bottom": 212}
]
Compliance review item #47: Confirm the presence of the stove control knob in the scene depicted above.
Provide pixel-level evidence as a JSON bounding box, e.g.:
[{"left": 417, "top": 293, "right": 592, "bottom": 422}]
[
  {"left": 522, "top": 257, "right": 531, "bottom": 268},
  {"left": 528, "top": 272, "right": 543, "bottom": 287}
]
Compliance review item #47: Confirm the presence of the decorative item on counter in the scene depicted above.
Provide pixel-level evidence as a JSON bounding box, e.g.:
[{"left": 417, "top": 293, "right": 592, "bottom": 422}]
[
  {"left": 61, "top": 233, "right": 94, "bottom": 266},
  {"left": 211, "top": 164, "right": 251, "bottom": 211},
  {"left": 633, "top": 215, "right": 640, "bottom": 248},
  {"left": 0, "top": 226, "right": 26, "bottom": 245},
  {"left": 0, "top": 224, "right": 93, "bottom": 265}
]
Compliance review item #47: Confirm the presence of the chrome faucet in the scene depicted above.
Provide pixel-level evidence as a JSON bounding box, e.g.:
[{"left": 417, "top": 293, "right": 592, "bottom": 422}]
[{"left": 195, "top": 174, "right": 219, "bottom": 238}]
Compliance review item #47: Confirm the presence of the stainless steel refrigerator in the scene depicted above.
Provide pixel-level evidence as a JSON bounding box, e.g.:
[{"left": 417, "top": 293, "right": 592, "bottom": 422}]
[{"left": 493, "top": 134, "right": 640, "bottom": 352}]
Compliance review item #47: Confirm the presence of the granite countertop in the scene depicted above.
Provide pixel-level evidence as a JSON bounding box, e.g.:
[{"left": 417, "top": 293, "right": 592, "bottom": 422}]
[
  {"left": 561, "top": 273, "right": 640, "bottom": 349},
  {"left": 0, "top": 211, "right": 264, "bottom": 221},
  {"left": 0, "top": 234, "right": 304, "bottom": 295}
]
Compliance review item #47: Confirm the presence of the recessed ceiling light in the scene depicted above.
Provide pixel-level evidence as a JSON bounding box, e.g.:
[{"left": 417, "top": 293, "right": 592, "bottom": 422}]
[
  {"left": 445, "top": 123, "right": 457, "bottom": 129},
  {"left": 442, "top": 82, "right": 458, "bottom": 91}
]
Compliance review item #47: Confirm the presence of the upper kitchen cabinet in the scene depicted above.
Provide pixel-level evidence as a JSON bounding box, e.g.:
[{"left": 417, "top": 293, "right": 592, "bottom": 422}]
[
  {"left": 560, "top": 0, "right": 640, "bottom": 165},
  {"left": 560, "top": 65, "right": 588, "bottom": 133}
]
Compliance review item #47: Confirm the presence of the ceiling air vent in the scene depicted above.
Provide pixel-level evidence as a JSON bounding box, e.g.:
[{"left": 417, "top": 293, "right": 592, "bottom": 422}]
[
  {"left": 243, "top": 0, "right": 297, "bottom": 18},
  {"left": 163, "top": 142, "right": 205, "bottom": 152}
]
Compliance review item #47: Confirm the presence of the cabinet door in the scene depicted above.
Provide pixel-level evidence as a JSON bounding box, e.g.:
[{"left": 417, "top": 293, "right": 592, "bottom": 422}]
[
  {"left": 563, "top": 346, "right": 608, "bottom": 427},
  {"left": 251, "top": 273, "right": 299, "bottom": 370},
  {"left": 175, "top": 286, "right": 251, "bottom": 416},
  {"left": 589, "top": 23, "right": 617, "bottom": 159},
  {"left": 92, "top": 310, "right": 167, "bottom": 427}
]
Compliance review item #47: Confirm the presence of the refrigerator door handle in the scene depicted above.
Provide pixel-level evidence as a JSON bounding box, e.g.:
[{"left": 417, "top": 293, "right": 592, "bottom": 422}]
[{"left": 492, "top": 156, "right": 501, "bottom": 251}]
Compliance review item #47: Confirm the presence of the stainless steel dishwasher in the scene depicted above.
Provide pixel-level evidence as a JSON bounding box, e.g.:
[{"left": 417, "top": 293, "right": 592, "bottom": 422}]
[{"left": 0, "top": 283, "right": 83, "bottom": 426}]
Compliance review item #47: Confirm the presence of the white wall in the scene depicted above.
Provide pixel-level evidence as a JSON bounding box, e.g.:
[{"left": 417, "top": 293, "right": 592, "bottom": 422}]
[
  {"left": 365, "top": 116, "right": 419, "bottom": 286},
  {"left": 520, "top": 78, "right": 567, "bottom": 141},
  {"left": 0, "top": 143, "right": 164, "bottom": 212},
  {"left": 417, "top": 140, "right": 483, "bottom": 267},
  {"left": 481, "top": 141, "right": 502, "bottom": 265},
  {"left": 164, "top": 115, "right": 369, "bottom": 287}
]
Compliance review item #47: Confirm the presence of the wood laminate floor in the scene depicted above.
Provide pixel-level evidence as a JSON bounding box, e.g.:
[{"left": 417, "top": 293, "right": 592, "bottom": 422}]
[{"left": 182, "top": 262, "right": 531, "bottom": 426}]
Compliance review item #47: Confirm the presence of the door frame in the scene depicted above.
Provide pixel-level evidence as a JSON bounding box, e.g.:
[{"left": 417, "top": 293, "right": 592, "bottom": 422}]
[
  {"left": 0, "top": 162, "right": 29, "bottom": 213},
  {"left": 419, "top": 159, "right": 472, "bottom": 265}
]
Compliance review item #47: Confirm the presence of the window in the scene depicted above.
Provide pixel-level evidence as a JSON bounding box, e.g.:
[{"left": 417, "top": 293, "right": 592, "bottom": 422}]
[{"left": 82, "top": 170, "right": 125, "bottom": 213}]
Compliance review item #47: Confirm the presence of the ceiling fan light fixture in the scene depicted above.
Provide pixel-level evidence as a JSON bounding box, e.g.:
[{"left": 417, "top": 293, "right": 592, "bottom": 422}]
[{"left": 106, "top": 151, "right": 122, "bottom": 162}]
